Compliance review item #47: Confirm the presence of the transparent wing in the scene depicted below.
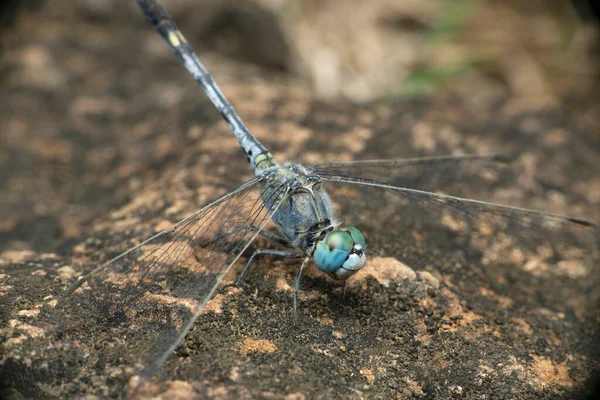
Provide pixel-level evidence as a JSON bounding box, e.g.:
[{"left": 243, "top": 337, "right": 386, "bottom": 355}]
[
  {"left": 54, "top": 176, "right": 288, "bottom": 385},
  {"left": 312, "top": 154, "right": 515, "bottom": 195},
  {"left": 318, "top": 172, "right": 598, "bottom": 273},
  {"left": 313, "top": 155, "right": 598, "bottom": 244}
]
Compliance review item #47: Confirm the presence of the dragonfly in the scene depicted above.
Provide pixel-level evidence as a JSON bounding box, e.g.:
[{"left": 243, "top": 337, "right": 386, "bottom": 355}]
[{"left": 56, "top": 0, "right": 599, "bottom": 388}]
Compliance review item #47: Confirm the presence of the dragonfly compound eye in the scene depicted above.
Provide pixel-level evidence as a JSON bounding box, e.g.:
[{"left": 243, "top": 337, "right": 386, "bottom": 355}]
[{"left": 314, "top": 227, "right": 367, "bottom": 280}]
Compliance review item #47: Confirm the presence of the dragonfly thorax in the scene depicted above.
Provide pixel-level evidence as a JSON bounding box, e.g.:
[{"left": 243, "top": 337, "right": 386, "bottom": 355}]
[{"left": 265, "top": 163, "right": 338, "bottom": 251}]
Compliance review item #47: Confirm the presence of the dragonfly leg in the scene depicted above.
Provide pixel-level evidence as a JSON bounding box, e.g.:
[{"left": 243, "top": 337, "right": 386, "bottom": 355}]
[
  {"left": 256, "top": 229, "right": 290, "bottom": 247},
  {"left": 228, "top": 225, "right": 290, "bottom": 247},
  {"left": 337, "top": 281, "right": 352, "bottom": 312},
  {"left": 236, "top": 249, "right": 303, "bottom": 285},
  {"left": 293, "top": 252, "right": 313, "bottom": 323}
]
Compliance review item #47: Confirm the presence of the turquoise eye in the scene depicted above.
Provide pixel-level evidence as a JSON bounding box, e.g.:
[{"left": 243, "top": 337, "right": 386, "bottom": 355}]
[
  {"left": 314, "top": 227, "right": 367, "bottom": 280},
  {"left": 347, "top": 226, "right": 365, "bottom": 248},
  {"left": 314, "top": 230, "right": 353, "bottom": 273}
]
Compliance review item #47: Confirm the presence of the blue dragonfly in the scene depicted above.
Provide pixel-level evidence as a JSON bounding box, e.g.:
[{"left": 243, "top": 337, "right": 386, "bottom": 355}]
[{"left": 57, "top": 0, "right": 599, "bottom": 387}]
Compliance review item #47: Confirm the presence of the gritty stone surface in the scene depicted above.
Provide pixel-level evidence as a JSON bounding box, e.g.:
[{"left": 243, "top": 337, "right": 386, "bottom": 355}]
[{"left": 1, "top": 1, "right": 599, "bottom": 399}]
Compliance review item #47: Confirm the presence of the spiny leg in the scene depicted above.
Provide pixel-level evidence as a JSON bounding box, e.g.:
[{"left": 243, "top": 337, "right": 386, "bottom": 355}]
[
  {"left": 201, "top": 225, "right": 290, "bottom": 252},
  {"left": 256, "top": 229, "right": 290, "bottom": 247},
  {"left": 232, "top": 225, "right": 290, "bottom": 247},
  {"left": 236, "top": 249, "right": 303, "bottom": 285},
  {"left": 336, "top": 281, "right": 352, "bottom": 313},
  {"left": 234, "top": 226, "right": 295, "bottom": 284},
  {"left": 293, "top": 252, "right": 314, "bottom": 323}
]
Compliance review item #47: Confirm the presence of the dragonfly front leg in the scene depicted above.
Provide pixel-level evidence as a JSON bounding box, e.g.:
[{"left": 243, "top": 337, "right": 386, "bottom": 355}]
[
  {"left": 236, "top": 249, "right": 303, "bottom": 285},
  {"left": 293, "top": 252, "right": 314, "bottom": 323},
  {"left": 228, "top": 225, "right": 291, "bottom": 247},
  {"left": 255, "top": 229, "right": 290, "bottom": 247}
]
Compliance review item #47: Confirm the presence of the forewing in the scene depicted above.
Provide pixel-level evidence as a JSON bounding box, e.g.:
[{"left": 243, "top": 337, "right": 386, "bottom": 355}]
[
  {"left": 54, "top": 176, "right": 287, "bottom": 383},
  {"left": 313, "top": 156, "right": 598, "bottom": 254},
  {"left": 312, "top": 154, "right": 515, "bottom": 195}
]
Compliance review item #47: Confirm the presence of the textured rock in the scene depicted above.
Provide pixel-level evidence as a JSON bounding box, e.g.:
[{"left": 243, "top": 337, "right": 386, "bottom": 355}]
[{"left": 1, "top": 1, "right": 599, "bottom": 399}]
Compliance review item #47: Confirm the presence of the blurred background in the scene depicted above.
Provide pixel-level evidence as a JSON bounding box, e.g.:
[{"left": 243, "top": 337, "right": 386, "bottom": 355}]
[{"left": 2, "top": 0, "right": 599, "bottom": 125}]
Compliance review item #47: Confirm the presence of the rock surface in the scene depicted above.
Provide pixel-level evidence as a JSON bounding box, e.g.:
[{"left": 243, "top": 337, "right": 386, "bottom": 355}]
[{"left": 1, "top": 1, "right": 599, "bottom": 399}]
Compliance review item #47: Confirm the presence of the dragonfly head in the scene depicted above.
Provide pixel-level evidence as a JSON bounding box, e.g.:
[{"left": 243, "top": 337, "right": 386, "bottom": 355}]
[{"left": 314, "top": 227, "right": 366, "bottom": 280}]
